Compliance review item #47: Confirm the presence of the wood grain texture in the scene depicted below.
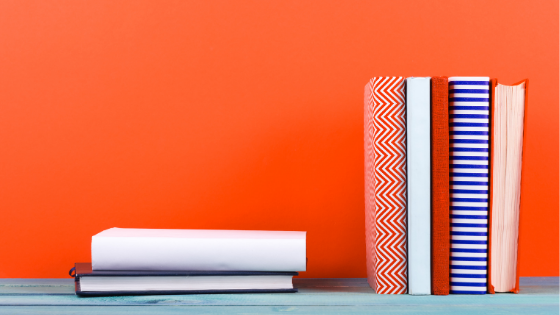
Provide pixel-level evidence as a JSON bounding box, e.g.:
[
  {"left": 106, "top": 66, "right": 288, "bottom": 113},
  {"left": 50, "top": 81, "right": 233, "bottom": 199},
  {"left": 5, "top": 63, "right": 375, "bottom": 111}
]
[
  {"left": 0, "top": 278, "right": 556, "bottom": 314},
  {"left": 0, "top": 305, "right": 558, "bottom": 315}
]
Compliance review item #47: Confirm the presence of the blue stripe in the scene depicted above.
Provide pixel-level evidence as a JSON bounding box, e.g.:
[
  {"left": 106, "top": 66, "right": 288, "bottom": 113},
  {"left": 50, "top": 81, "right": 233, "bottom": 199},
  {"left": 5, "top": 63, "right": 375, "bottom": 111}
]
[
  {"left": 451, "top": 273, "right": 487, "bottom": 278},
  {"left": 449, "top": 106, "right": 490, "bottom": 111},
  {"left": 452, "top": 187, "right": 490, "bottom": 192},
  {"left": 451, "top": 206, "right": 488, "bottom": 211},
  {"left": 449, "top": 264, "right": 487, "bottom": 268},
  {"left": 451, "top": 282, "right": 487, "bottom": 287},
  {"left": 450, "top": 165, "right": 488, "bottom": 170},
  {"left": 451, "top": 198, "right": 488, "bottom": 203},
  {"left": 450, "top": 114, "right": 489, "bottom": 119},
  {"left": 451, "top": 215, "right": 487, "bottom": 220},
  {"left": 450, "top": 139, "right": 489, "bottom": 144},
  {"left": 450, "top": 147, "right": 489, "bottom": 152},
  {"left": 450, "top": 156, "right": 488, "bottom": 161},
  {"left": 450, "top": 181, "right": 488, "bottom": 185},
  {"left": 451, "top": 223, "right": 488, "bottom": 228},
  {"left": 450, "top": 173, "right": 488, "bottom": 178},
  {"left": 450, "top": 98, "right": 489, "bottom": 102},
  {"left": 451, "top": 131, "right": 489, "bottom": 136},
  {"left": 450, "top": 122, "right": 489, "bottom": 128},
  {"left": 451, "top": 231, "right": 488, "bottom": 236},
  {"left": 451, "top": 257, "right": 487, "bottom": 262},
  {"left": 449, "top": 290, "right": 486, "bottom": 295},
  {"left": 451, "top": 190, "right": 488, "bottom": 194},
  {"left": 449, "top": 81, "right": 489, "bottom": 86},
  {"left": 449, "top": 90, "right": 489, "bottom": 94},
  {"left": 451, "top": 248, "right": 488, "bottom": 253}
]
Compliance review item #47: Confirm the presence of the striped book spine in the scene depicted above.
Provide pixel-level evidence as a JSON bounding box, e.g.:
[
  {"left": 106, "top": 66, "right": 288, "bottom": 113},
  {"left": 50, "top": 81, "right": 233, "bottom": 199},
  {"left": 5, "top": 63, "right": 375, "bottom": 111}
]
[{"left": 448, "top": 77, "right": 490, "bottom": 295}]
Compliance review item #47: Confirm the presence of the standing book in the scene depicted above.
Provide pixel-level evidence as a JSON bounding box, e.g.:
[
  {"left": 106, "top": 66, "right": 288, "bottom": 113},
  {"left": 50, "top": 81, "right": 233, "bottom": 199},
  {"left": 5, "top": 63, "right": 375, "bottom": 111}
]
[
  {"left": 448, "top": 77, "right": 490, "bottom": 295},
  {"left": 364, "top": 77, "right": 408, "bottom": 294},
  {"left": 488, "top": 79, "right": 528, "bottom": 294},
  {"left": 431, "top": 76, "right": 450, "bottom": 295},
  {"left": 406, "top": 77, "right": 431, "bottom": 295}
]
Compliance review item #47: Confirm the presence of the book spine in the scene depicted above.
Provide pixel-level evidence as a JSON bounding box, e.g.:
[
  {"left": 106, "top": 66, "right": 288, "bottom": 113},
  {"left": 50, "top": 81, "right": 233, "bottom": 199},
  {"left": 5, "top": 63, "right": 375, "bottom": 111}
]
[
  {"left": 448, "top": 77, "right": 490, "bottom": 295},
  {"left": 487, "top": 78, "right": 497, "bottom": 294},
  {"left": 514, "top": 79, "right": 528, "bottom": 294},
  {"left": 431, "top": 77, "right": 450, "bottom": 295},
  {"left": 364, "top": 77, "right": 407, "bottom": 294},
  {"left": 406, "top": 77, "right": 432, "bottom": 295},
  {"left": 364, "top": 79, "right": 377, "bottom": 291}
]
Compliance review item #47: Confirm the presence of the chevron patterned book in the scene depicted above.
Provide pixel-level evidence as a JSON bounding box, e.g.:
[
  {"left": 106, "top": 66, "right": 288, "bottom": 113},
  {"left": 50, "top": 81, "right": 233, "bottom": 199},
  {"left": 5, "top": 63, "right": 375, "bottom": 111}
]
[
  {"left": 430, "top": 76, "right": 450, "bottom": 295},
  {"left": 448, "top": 77, "right": 490, "bottom": 295},
  {"left": 406, "top": 77, "right": 431, "bottom": 295},
  {"left": 364, "top": 77, "right": 407, "bottom": 294}
]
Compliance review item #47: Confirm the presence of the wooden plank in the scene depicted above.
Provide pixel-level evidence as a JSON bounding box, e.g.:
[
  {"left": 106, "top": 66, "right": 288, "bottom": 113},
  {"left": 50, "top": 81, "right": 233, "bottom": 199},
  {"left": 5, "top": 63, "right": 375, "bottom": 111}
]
[
  {"left": 0, "top": 290, "right": 556, "bottom": 306},
  {"left": 0, "top": 305, "right": 558, "bottom": 315},
  {"left": 519, "top": 277, "right": 559, "bottom": 286},
  {"left": 0, "top": 277, "right": 556, "bottom": 308}
]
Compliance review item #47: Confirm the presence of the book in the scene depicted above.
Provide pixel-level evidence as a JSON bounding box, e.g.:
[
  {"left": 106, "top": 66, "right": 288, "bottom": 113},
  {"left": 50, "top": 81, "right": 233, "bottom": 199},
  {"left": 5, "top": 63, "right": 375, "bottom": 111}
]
[
  {"left": 72, "top": 263, "right": 298, "bottom": 296},
  {"left": 488, "top": 79, "right": 528, "bottom": 294},
  {"left": 92, "top": 228, "right": 307, "bottom": 272},
  {"left": 364, "top": 77, "right": 408, "bottom": 294},
  {"left": 406, "top": 77, "right": 431, "bottom": 295},
  {"left": 430, "top": 76, "right": 450, "bottom": 295},
  {"left": 448, "top": 77, "right": 490, "bottom": 295}
]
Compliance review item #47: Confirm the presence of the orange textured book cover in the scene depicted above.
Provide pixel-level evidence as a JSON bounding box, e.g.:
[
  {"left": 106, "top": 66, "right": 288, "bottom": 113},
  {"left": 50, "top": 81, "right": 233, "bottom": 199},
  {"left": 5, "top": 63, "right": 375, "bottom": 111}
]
[{"left": 431, "top": 77, "right": 450, "bottom": 295}]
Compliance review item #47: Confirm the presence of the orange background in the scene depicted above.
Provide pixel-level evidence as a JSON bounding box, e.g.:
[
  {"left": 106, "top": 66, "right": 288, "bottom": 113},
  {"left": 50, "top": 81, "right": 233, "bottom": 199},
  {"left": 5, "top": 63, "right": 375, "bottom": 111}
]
[{"left": 0, "top": 0, "right": 557, "bottom": 278}]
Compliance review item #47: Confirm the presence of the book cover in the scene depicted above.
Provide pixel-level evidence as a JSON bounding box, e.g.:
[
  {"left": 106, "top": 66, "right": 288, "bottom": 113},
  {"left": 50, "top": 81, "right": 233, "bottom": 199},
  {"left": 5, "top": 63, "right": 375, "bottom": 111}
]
[
  {"left": 431, "top": 76, "right": 450, "bottom": 295},
  {"left": 92, "top": 228, "right": 307, "bottom": 272},
  {"left": 448, "top": 77, "right": 490, "bottom": 295},
  {"left": 406, "top": 77, "right": 431, "bottom": 295},
  {"left": 364, "top": 77, "right": 407, "bottom": 294}
]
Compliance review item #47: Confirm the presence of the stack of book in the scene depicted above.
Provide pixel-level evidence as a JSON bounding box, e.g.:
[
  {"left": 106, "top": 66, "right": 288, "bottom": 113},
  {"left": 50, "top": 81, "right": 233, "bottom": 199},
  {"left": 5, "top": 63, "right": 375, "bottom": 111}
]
[
  {"left": 73, "top": 228, "right": 307, "bottom": 296},
  {"left": 364, "top": 76, "right": 528, "bottom": 295}
]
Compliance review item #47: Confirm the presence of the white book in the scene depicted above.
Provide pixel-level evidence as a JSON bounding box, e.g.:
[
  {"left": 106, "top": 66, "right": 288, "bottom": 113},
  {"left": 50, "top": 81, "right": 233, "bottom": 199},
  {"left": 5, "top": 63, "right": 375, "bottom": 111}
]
[
  {"left": 92, "top": 228, "right": 307, "bottom": 272},
  {"left": 406, "top": 77, "right": 432, "bottom": 295}
]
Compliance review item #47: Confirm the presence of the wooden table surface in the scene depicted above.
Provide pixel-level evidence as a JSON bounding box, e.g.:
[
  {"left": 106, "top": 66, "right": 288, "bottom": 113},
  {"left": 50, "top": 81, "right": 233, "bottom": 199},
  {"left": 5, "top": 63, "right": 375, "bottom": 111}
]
[{"left": 0, "top": 277, "right": 557, "bottom": 314}]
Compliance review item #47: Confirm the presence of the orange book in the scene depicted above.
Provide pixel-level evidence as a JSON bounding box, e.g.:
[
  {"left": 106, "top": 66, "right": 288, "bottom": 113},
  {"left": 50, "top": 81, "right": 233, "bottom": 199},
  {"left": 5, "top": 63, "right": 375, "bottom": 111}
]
[
  {"left": 430, "top": 77, "right": 450, "bottom": 295},
  {"left": 487, "top": 79, "right": 529, "bottom": 294}
]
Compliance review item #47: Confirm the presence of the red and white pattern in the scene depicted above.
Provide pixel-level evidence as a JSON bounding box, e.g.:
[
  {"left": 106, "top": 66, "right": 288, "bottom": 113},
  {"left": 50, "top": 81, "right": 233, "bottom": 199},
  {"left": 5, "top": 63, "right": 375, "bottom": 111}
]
[{"left": 364, "top": 77, "right": 408, "bottom": 294}]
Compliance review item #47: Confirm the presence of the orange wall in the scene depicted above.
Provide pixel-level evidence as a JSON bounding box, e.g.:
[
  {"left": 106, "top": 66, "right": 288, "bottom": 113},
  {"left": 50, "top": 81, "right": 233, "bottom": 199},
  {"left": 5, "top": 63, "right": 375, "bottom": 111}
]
[{"left": 0, "top": 0, "right": 557, "bottom": 278}]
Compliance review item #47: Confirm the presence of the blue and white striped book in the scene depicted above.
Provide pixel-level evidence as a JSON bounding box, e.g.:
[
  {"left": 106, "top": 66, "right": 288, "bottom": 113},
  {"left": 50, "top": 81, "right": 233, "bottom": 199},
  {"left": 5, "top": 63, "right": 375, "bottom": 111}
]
[{"left": 448, "top": 77, "right": 490, "bottom": 295}]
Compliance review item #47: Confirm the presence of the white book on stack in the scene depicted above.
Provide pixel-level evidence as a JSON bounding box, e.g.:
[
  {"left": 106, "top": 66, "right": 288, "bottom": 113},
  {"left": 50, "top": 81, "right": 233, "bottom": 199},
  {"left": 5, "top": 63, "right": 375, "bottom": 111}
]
[
  {"left": 92, "top": 228, "right": 307, "bottom": 272},
  {"left": 406, "top": 77, "right": 432, "bottom": 295}
]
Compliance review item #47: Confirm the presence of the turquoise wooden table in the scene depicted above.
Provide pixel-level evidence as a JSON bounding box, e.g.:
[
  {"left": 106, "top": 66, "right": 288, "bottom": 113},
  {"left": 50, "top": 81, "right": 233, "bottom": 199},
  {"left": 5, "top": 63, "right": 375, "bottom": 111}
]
[{"left": 0, "top": 277, "right": 557, "bottom": 314}]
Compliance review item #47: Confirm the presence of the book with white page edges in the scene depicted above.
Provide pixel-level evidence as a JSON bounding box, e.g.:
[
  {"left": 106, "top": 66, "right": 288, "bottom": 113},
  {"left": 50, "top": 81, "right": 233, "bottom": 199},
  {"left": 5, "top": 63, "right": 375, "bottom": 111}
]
[
  {"left": 488, "top": 79, "right": 528, "bottom": 294},
  {"left": 92, "top": 228, "right": 307, "bottom": 272},
  {"left": 406, "top": 77, "right": 432, "bottom": 295},
  {"left": 73, "top": 263, "right": 298, "bottom": 296}
]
